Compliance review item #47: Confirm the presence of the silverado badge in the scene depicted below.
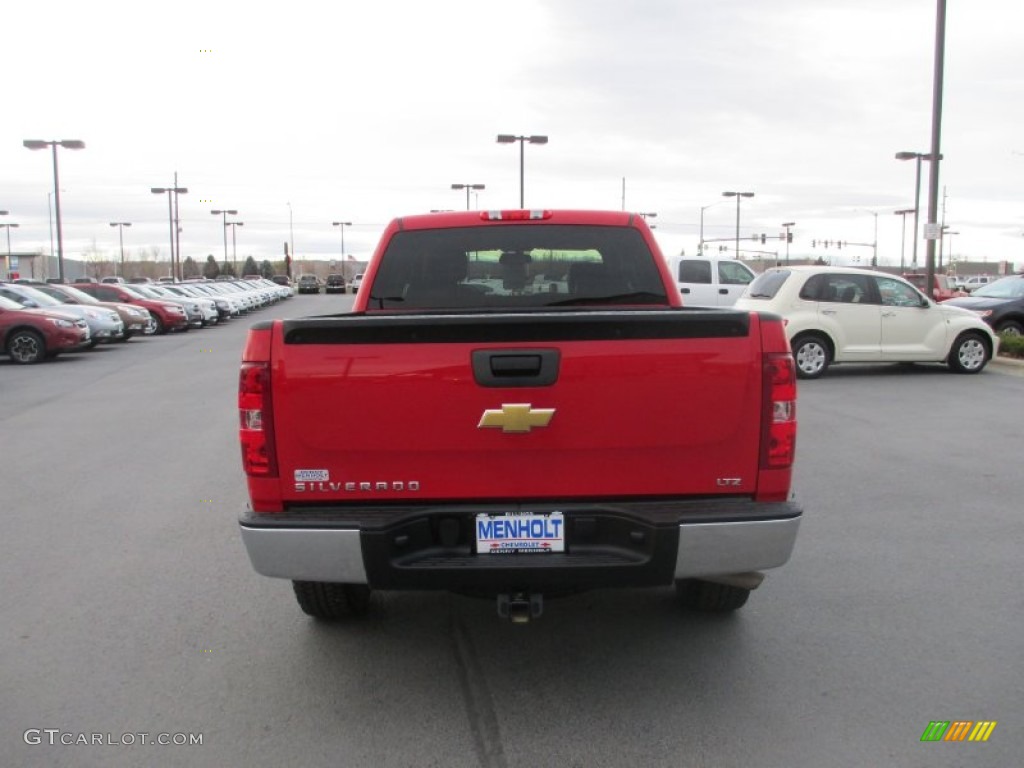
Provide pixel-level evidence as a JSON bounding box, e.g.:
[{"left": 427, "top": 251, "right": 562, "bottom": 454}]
[{"left": 478, "top": 404, "right": 555, "bottom": 434}]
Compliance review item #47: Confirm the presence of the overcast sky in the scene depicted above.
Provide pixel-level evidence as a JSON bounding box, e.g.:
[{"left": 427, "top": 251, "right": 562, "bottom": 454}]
[{"left": 2, "top": 0, "right": 1022, "bottom": 272}]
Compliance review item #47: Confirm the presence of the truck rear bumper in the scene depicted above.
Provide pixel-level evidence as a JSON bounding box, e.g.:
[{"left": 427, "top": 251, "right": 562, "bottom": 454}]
[
  {"left": 240, "top": 526, "right": 368, "bottom": 583},
  {"left": 239, "top": 499, "right": 801, "bottom": 590}
]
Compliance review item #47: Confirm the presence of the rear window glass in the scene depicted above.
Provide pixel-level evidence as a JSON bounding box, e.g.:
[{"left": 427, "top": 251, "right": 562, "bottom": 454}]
[
  {"left": 367, "top": 224, "right": 669, "bottom": 310},
  {"left": 800, "top": 273, "right": 873, "bottom": 303},
  {"left": 745, "top": 270, "right": 790, "bottom": 300},
  {"left": 678, "top": 260, "right": 712, "bottom": 284}
]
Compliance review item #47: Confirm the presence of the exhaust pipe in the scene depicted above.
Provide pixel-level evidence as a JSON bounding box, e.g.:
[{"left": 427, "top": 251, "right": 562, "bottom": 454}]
[{"left": 497, "top": 592, "right": 543, "bottom": 623}]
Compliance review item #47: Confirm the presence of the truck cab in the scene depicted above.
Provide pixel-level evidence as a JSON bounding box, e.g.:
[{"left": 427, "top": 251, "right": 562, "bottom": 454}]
[{"left": 665, "top": 255, "right": 756, "bottom": 306}]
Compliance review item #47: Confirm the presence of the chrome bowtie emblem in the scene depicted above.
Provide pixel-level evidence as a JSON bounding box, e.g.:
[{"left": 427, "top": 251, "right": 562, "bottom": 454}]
[{"left": 478, "top": 404, "right": 555, "bottom": 434}]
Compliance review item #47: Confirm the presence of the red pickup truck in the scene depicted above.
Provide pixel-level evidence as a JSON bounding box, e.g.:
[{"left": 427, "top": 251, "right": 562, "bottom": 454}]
[{"left": 238, "top": 210, "right": 802, "bottom": 622}]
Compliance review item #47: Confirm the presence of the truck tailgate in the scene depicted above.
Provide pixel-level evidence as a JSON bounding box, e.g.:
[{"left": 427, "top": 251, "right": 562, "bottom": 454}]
[{"left": 269, "top": 311, "right": 764, "bottom": 504}]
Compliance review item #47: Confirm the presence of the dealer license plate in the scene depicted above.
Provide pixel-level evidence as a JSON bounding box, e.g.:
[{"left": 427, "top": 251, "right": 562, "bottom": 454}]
[{"left": 475, "top": 512, "right": 565, "bottom": 554}]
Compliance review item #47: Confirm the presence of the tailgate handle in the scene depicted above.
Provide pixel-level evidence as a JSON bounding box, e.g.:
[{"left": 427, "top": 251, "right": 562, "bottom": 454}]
[
  {"left": 472, "top": 349, "right": 560, "bottom": 388},
  {"left": 492, "top": 355, "right": 541, "bottom": 375}
]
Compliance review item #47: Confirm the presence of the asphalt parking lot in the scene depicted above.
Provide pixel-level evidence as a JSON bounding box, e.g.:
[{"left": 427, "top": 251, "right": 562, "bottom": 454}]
[{"left": 1, "top": 295, "right": 1020, "bottom": 767}]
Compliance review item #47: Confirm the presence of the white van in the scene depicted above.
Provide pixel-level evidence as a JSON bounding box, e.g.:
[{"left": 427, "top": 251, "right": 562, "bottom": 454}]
[
  {"left": 665, "top": 256, "right": 757, "bottom": 306},
  {"left": 962, "top": 275, "right": 994, "bottom": 293}
]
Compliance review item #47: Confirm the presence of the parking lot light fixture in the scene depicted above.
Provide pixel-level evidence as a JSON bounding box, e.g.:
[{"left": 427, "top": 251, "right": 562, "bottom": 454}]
[
  {"left": 226, "top": 221, "right": 244, "bottom": 267},
  {"left": 894, "top": 208, "right": 915, "bottom": 271},
  {"left": 781, "top": 222, "right": 796, "bottom": 264},
  {"left": 895, "top": 152, "right": 941, "bottom": 270},
  {"left": 23, "top": 139, "right": 86, "bottom": 282},
  {"left": 722, "top": 191, "right": 755, "bottom": 258},
  {"left": 451, "top": 183, "right": 485, "bottom": 210},
  {"left": 152, "top": 185, "right": 188, "bottom": 281},
  {"left": 109, "top": 222, "right": 132, "bottom": 277},
  {"left": 211, "top": 209, "right": 239, "bottom": 269},
  {"left": 939, "top": 227, "right": 959, "bottom": 272},
  {"left": 332, "top": 221, "right": 352, "bottom": 278},
  {"left": 496, "top": 134, "right": 548, "bottom": 207}
]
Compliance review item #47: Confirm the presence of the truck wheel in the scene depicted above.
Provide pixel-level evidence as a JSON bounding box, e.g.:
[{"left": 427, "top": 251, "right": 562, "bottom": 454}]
[
  {"left": 791, "top": 334, "right": 831, "bottom": 379},
  {"left": 947, "top": 331, "right": 989, "bottom": 374},
  {"left": 7, "top": 329, "right": 47, "bottom": 364},
  {"left": 292, "top": 581, "right": 372, "bottom": 620},
  {"left": 675, "top": 579, "right": 750, "bottom": 612}
]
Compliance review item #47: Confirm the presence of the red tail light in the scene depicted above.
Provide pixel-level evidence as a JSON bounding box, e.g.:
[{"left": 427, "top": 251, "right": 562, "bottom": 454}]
[
  {"left": 761, "top": 352, "right": 797, "bottom": 469},
  {"left": 239, "top": 362, "right": 278, "bottom": 477}
]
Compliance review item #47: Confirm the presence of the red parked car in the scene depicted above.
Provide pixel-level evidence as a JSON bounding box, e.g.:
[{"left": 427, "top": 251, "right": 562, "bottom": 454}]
[
  {"left": 29, "top": 282, "right": 152, "bottom": 339},
  {"left": 902, "top": 273, "right": 968, "bottom": 302},
  {"left": 0, "top": 295, "right": 92, "bottom": 364},
  {"left": 71, "top": 282, "right": 189, "bottom": 334}
]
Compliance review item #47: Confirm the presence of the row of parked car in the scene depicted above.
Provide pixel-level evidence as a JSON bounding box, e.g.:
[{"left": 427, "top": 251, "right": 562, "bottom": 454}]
[
  {"left": 0, "top": 277, "right": 293, "bottom": 365},
  {"left": 297, "top": 273, "right": 364, "bottom": 294}
]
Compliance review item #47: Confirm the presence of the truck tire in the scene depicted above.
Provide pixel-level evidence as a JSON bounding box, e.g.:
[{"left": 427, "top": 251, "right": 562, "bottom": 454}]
[
  {"left": 791, "top": 333, "right": 831, "bottom": 379},
  {"left": 7, "top": 329, "right": 47, "bottom": 364},
  {"left": 292, "top": 581, "right": 372, "bottom": 620},
  {"left": 947, "top": 331, "right": 989, "bottom": 374},
  {"left": 675, "top": 579, "right": 750, "bottom": 612}
]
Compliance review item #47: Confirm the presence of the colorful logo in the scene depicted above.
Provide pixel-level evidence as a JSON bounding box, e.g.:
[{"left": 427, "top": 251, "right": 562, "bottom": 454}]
[{"left": 920, "top": 721, "right": 997, "bottom": 742}]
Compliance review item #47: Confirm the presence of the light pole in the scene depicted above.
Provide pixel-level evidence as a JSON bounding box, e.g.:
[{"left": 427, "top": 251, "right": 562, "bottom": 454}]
[
  {"left": 699, "top": 200, "right": 728, "bottom": 254},
  {"left": 226, "top": 221, "right": 244, "bottom": 268},
  {"left": 1, "top": 222, "right": 19, "bottom": 279},
  {"left": 722, "top": 191, "right": 754, "bottom": 258},
  {"left": 451, "top": 183, "right": 485, "bottom": 210},
  {"left": 939, "top": 227, "right": 958, "bottom": 272},
  {"left": 923, "top": 0, "right": 948, "bottom": 301},
  {"left": 109, "top": 222, "right": 132, "bottom": 277},
  {"left": 152, "top": 184, "right": 188, "bottom": 281},
  {"left": 894, "top": 208, "right": 915, "bottom": 271},
  {"left": 858, "top": 210, "right": 879, "bottom": 267},
  {"left": 496, "top": 134, "right": 548, "bottom": 207},
  {"left": 332, "top": 221, "right": 351, "bottom": 278},
  {"left": 287, "top": 202, "right": 294, "bottom": 261},
  {"left": 782, "top": 222, "right": 796, "bottom": 264},
  {"left": 23, "top": 139, "right": 85, "bottom": 282},
  {"left": 211, "top": 209, "right": 238, "bottom": 271},
  {"left": 895, "top": 151, "right": 940, "bottom": 270}
]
